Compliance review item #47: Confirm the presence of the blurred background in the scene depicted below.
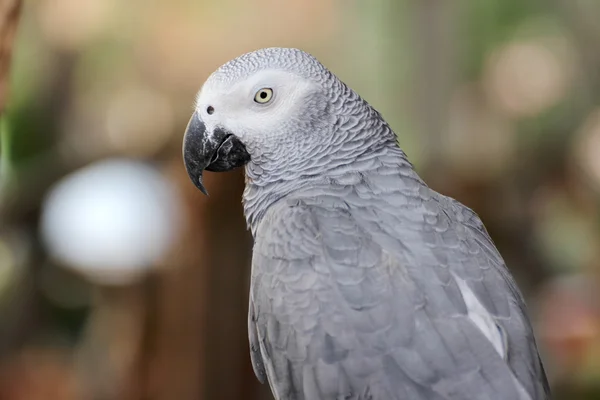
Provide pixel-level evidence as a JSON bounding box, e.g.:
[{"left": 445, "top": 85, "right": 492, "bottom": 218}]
[{"left": 0, "top": 0, "right": 599, "bottom": 399}]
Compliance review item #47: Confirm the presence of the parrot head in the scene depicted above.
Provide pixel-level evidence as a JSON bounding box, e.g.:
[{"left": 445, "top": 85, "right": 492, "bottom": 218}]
[{"left": 183, "top": 47, "right": 339, "bottom": 195}]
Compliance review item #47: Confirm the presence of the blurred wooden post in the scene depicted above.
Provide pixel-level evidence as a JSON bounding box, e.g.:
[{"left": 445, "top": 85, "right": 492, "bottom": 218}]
[
  {"left": 200, "top": 171, "right": 256, "bottom": 400},
  {"left": 0, "top": 0, "right": 21, "bottom": 116},
  {"left": 0, "top": 0, "right": 21, "bottom": 179},
  {"left": 151, "top": 162, "right": 259, "bottom": 400},
  {"left": 148, "top": 161, "right": 211, "bottom": 400}
]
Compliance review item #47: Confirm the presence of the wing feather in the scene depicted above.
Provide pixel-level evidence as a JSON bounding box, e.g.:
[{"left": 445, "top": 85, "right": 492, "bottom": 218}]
[{"left": 248, "top": 194, "right": 549, "bottom": 400}]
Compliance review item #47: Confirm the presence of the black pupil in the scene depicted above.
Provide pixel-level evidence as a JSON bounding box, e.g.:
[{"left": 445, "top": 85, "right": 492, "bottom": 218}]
[
  {"left": 207, "top": 106, "right": 214, "bottom": 114},
  {"left": 260, "top": 91, "right": 268, "bottom": 99}
]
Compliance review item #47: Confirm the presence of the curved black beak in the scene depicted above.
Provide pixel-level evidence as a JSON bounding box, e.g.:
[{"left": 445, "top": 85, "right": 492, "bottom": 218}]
[{"left": 182, "top": 112, "right": 251, "bottom": 195}]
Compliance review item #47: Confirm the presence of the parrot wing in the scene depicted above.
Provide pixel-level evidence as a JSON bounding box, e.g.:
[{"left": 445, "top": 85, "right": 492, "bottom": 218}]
[{"left": 248, "top": 193, "right": 548, "bottom": 400}]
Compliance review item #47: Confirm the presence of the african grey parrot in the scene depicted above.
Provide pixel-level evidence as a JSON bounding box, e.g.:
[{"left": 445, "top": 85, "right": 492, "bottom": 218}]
[{"left": 182, "top": 48, "right": 550, "bottom": 400}]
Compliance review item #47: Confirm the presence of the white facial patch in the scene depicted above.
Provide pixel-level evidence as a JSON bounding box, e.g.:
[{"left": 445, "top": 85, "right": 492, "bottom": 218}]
[{"left": 194, "top": 69, "right": 318, "bottom": 147}]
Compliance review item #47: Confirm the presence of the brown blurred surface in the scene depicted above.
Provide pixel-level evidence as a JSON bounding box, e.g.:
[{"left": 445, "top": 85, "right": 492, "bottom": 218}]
[{"left": 0, "top": 0, "right": 21, "bottom": 114}]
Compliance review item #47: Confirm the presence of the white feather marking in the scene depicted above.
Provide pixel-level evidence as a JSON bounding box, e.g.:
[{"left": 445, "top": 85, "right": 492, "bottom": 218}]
[
  {"left": 453, "top": 276, "right": 532, "bottom": 400},
  {"left": 453, "top": 275, "right": 507, "bottom": 358},
  {"left": 513, "top": 375, "right": 534, "bottom": 400},
  {"left": 454, "top": 275, "right": 531, "bottom": 400}
]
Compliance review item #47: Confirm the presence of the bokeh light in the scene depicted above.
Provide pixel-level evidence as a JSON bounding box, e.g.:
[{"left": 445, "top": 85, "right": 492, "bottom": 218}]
[
  {"left": 40, "top": 159, "right": 182, "bottom": 286},
  {"left": 574, "top": 108, "right": 600, "bottom": 190},
  {"left": 483, "top": 36, "right": 575, "bottom": 118}
]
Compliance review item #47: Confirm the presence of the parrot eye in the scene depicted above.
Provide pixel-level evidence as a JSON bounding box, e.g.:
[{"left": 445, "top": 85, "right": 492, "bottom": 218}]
[{"left": 254, "top": 88, "right": 273, "bottom": 104}]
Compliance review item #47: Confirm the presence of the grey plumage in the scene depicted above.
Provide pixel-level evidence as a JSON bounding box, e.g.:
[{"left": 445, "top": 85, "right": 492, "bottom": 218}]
[{"left": 183, "top": 47, "right": 550, "bottom": 399}]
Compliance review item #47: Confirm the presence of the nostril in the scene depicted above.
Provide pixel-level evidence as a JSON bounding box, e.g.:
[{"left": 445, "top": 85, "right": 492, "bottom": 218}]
[{"left": 206, "top": 106, "right": 214, "bottom": 115}]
